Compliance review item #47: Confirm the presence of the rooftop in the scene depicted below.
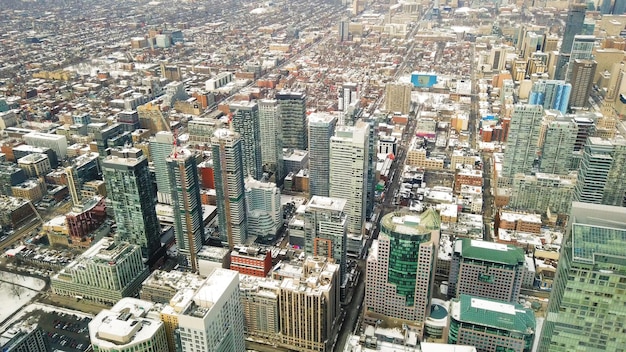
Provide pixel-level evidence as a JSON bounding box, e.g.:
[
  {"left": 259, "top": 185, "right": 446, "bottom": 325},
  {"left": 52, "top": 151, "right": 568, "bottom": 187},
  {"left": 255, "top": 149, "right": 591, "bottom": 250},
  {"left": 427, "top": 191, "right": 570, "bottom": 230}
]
[
  {"left": 452, "top": 294, "right": 535, "bottom": 334},
  {"left": 570, "top": 202, "right": 626, "bottom": 264},
  {"left": 455, "top": 238, "right": 525, "bottom": 265}
]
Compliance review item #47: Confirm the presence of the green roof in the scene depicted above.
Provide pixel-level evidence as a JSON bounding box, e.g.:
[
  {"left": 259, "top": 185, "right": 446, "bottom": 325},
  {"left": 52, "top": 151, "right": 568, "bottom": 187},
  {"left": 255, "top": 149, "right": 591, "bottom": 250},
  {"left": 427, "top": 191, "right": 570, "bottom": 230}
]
[
  {"left": 458, "top": 238, "right": 525, "bottom": 265},
  {"left": 455, "top": 294, "right": 535, "bottom": 334}
]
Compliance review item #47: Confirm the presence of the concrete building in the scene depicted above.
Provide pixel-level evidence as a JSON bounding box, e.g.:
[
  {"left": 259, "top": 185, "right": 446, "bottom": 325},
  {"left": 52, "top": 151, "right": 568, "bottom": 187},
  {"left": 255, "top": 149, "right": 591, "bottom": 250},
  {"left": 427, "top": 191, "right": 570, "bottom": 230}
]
[
  {"left": 554, "top": 3, "right": 586, "bottom": 80},
  {"left": 364, "top": 210, "right": 440, "bottom": 337},
  {"left": 16, "top": 153, "right": 51, "bottom": 178},
  {"left": 140, "top": 269, "right": 206, "bottom": 304},
  {"left": 89, "top": 298, "right": 168, "bottom": 352},
  {"left": 539, "top": 119, "right": 577, "bottom": 175},
  {"left": 0, "top": 321, "right": 49, "bottom": 352},
  {"left": 23, "top": 132, "right": 68, "bottom": 159},
  {"left": 51, "top": 238, "right": 149, "bottom": 304},
  {"left": 449, "top": 295, "right": 535, "bottom": 352},
  {"left": 245, "top": 177, "right": 282, "bottom": 242},
  {"left": 102, "top": 148, "right": 161, "bottom": 259},
  {"left": 277, "top": 91, "right": 308, "bottom": 150},
  {"left": 167, "top": 150, "right": 204, "bottom": 271},
  {"left": 448, "top": 239, "right": 525, "bottom": 303},
  {"left": 176, "top": 269, "right": 246, "bottom": 352},
  {"left": 569, "top": 59, "right": 597, "bottom": 108},
  {"left": 149, "top": 131, "right": 174, "bottom": 204},
  {"left": 239, "top": 275, "right": 281, "bottom": 343},
  {"left": 230, "top": 246, "right": 272, "bottom": 277},
  {"left": 212, "top": 129, "right": 248, "bottom": 248},
  {"left": 574, "top": 137, "right": 626, "bottom": 206},
  {"left": 565, "top": 35, "right": 595, "bottom": 83},
  {"left": 308, "top": 112, "right": 337, "bottom": 197},
  {"left": 528, "top": 80, "right": 571, "bottom": 114},
  {"left": 258, "top": 99, "right": 283, "bottom": 182},
  {"left": 304, "top": 196, "right": 348, "bottom": 283},
  {"left": 501, "top": 105, "right": 544, "bottom": 182},
  {"left": 509, "top": 172, "right": 577, "bottom": 215},
  {"left": 230, "top": 101, "right": 263, "bottom": 180},
  {"left": 384, "top": 82, "right": 412, "bottom": 114},
  {"left": 539, "top": 203, "right": 626, "bottom": 351},
  {"left": 329, "top": 121, "right": 369, "bottom": 235}
]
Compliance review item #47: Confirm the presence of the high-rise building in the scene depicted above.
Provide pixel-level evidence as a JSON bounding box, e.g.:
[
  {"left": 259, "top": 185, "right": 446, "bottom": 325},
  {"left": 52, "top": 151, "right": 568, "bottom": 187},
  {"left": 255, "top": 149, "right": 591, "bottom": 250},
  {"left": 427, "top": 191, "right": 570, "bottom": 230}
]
[
  {"left": 364, "top": 209, "right": 440, "bottom": 337},
  {"left": 528, "top": 80, "right": 571, "bottom": 114},
  {"left": 329, "top": 121, "right": 369, "bottom": 234},
  {"left": 230, "top": 101, "right": 263, "bottom": 180},
  {"left": 384, "top": 82, "right": 412, "bottom": 114},
  {"left": 448, "top": 239, "right": 525, "bottom": 302},
  {"left": 339, "top": 20, "right": 350, "bottom": 42},
  {"left": 564, "top": 35, "right": 595, "bottom": 82},
  {"left": 449, "top": 294, "right": 536, "bottom": 352},
  {"left": 569, "top": 59, "right": 597, "bottom": 108},
  {"left": 245, "top": 177, "right": 282, "bottom": 242},
  {"left": 239, "top": 275, "right": 281, "bottom": 344},
  {"left": 304, "top": 196, "right": 348, "bottom": 283},
  {"left": 177, "top": 269, "right": 246, "bottom": 352},
  {"left": 258, "top": 99, "right": 283, "bottom": 182},
  {"left": 277, "top": 91, "right": 307, "bottom": 150},
  {"left": 149, "top": 131, "right": 174, "bottom": 204},
  {"left": 508, "top": 172, "right": 577, "bottom": 215},
  {"left": 539, "top": 119, "right": 577, "bottom": 175},
  {"left": 539, "top": 202, "right": 626, "bottom": 351},
  {"left": 102, "top": 148, "right": 160, "bottom": 259},
  {"left": 51, "top": 238, "right": 149, "bottom": 305},
  {"left": 308, "top": 112, "right": 337, "bottom": 197},
  {"left": 575, "top": 137, "right": 626, "bottom": 206},
  {"left": 89, "top": 298, "right": 168, "bottom": 352},
  {"left": 0, "top": 322, "right": 49, "bottom": 352},
  {"left": 212, "top": 129, "right": 248, "bottom": 248},
  {"left": 167, "top": 150, "right": 203, "bottom": 271},
  {"left": 501, "top": 105, "right": 544, "bottom": 180},
  {"left": 554, "top": 3, "right": 586, "bottom": 80},
  {"left": 572, "top": 116, "right": 596, "bottom": 152}
]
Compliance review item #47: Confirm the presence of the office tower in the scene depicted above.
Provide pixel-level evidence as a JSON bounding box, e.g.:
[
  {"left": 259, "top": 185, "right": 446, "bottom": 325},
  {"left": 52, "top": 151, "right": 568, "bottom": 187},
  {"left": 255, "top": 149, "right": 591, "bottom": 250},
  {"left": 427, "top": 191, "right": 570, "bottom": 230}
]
[
  {"left": 239, "top": 275, "right": 281, "bottom": 343},
  {"left": 89, "top": 298, "right": 168, "bottom": 352},
  {"left": 329, "top": 121, "right": 369, "bottom": 234},
  {"left": 539, "top": 119, "right": 577, "bottom": 174},
  {"left": 308, "top": 112, "right": 337, "bottom": 197},
  {"left": 230, "top": 101, "right": 263, "bottom": 180},
  {"left": 521, "top": 31, "right": 543, "bottom": 60},
  {"left": 149, "top": 131, "right": 174, "bottom": 204},
  {"left": 539, "top": 202, "right": 626, "bottom": 351},
  {"left": 167, "top": 150, "right": 203, "bottom": 271},
  {"left": 572, "top": 116, "right": 595, "bottom": 151},
  {"left": 528, "top": 80, "right": 571, "bottom": 114},
  {"left": 501, "top": 105, "right": 544, "bottom": 179},
  {"left": 339, "top": 20, "right": 350, "bottom": 42},
  {"left": 565, "top": 35, "right": 595, "bottom": 82},
  {"left": 102, "top": 148, "right": 160, "bottom": 259},
  {"left": 212, "top": 129, "right": 248, "bottom": 248},
  {"left": 509, "top": 173, "right": 577, "bottom": 215},
  {"left": 258, "top": 99, "right": 283, "bottom": 182},
  {"left": 177, "top": 269, "right": 246, "bottom": 352},
  {"left": 304, "top": 196, "right": 348, "bottom": 283},
  {"left": 575, "top": 137, "right": 626, "bottom": 206},
  {"left": 277, "top": 91, "right": 307, "bottom": 150},
  {"left": 366, "top": 119, "right": 376, "bottom": 220},
  {"left": 364, "top": 210, "right": 440, "bottom": 337},
  {"left": 0, "top": 322, "right": 49, "bottom": 352},
  {"left": 600, "top": 0, "right": 613, "bottom": 13},
  {"left": 51, "top": 238, "right": 149, "bottom": 305},
  {"left": 449, "top": 294, "right": 536, "bottom": 352},
  {"left": 245, "top": 177, "right": 282, "bottom": 242},
  {"left": 542, "top": 35, "right": 559, "bottom": 53},
  {"left": 384, "top": 82, "right": 412, "bottom": 114},
  {"left": 448, "top": 239, "right": 525, "bottom": 302},
  {"left": 554, "top": 3, "right": 586, "bottom": 80},
  {"left": 338, "top": 82, "right": 359, "bottom": 125},
  {"left": 279, "top": 257, "right": 340, "bottom": 352},
  {"left": 569, "top": 59, "right": 597, "bottom": 108}
]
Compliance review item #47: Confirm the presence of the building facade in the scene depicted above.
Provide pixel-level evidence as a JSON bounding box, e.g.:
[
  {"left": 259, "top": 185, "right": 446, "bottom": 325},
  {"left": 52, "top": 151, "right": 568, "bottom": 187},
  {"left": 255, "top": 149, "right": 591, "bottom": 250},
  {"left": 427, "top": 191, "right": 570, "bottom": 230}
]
[
  {"left": 149, "top": 131, "right": 175, "bottom": 204},
  {"left": 230, "top": 101, "right": 263, "bottom": 180},
  {"left": 501, "top": 104, "right": 544, "bottom": 181},
  {"left": 258, "top": 99, "right": 283, "bottom": 182},
  {"left": 308, "top": 112, "right": 337, "bottom": 197},
  {"left": 575, "top": 137, "right": 626, "bottom": 206},
  {"left": 245, "top": 177, "right": 282, "bottom": 242},
  {"left": 277, "top": 91, "right": 308, "bottom": 150}
]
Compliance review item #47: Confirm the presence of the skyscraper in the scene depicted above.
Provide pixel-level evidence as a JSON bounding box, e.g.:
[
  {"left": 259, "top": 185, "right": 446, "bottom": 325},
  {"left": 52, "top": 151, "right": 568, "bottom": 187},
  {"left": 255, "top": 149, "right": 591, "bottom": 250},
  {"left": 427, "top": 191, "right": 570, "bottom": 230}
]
[
  {"left": 539, "top": 202, "right": 626, "bottom": 351},
  {"left": 304, "top": 196, "right": 348, "bottom": 283},
  {"left": 277, "top": 91, "right": 308, "bottom": 150},
  {"left": 167, "top": 150, "right": 203, "bottom": 271},
  {"left": 329, "top": 120, "right": 369, "bottom": 234},
  {"left": 364, "top": 209, "right": 440, "bottom": 337},
  {"left": 258, "top": 99, "right": 283, "bottom": 183},
  {"left": 230, "top": 101, "right": 263, "bottom": 180},
  {"left": 245, "top": 177, "right": 282, "bottom": 242},
  {"left": 501, "top": 104, "right": 544, "bottom": 180},
  {"left": 539, "top": 119, "right": 577, "bottom": 175},
  {"left": 568, "top": 59, "right": 597, "bottom": 108},
  {"left": 575, "top": 137, "right": 626, "bottom": 206},
  {"left": 211, "top": 129, "right": 248, "bottom": 248},
  {"left": 554, "top": 3, "right": 586, "bottom": 80},
  {"left": 102, "top": 148, "right": 160, "bottom": 259},
  {"left": 448, "top": 239, "right": 525, "bottom": 302},
  {"left": 528, "top": 80, "right": 571, "bottom": 114},
  {"left": 308, "top": 112, "right": 337, "bottom": 197},
  {"left": 149, "top": 131, "right": 174, "bottom": 204},
  {"left": 564, "top": 35, "right": 595, "bottom": 82},
  {"left": 384, "top": 82, "right": 412, "bottom": 114}
]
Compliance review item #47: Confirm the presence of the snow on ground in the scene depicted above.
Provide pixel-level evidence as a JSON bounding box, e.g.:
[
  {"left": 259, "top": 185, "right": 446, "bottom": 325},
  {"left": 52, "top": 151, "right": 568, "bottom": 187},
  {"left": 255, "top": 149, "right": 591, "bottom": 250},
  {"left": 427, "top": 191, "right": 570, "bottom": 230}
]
[
  {"left": 0, "top": 271, "right": 46, "bottom": 325},
  {"left": 0, "top": 302, "right": 95, "bottom": 332}
]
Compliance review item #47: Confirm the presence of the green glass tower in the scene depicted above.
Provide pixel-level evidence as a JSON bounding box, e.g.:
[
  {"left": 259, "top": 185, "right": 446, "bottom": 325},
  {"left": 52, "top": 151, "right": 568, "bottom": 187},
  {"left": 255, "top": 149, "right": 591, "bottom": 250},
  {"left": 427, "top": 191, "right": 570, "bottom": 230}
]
[
  {"left": 539, "top": 202, "right": 626, "bottom": 351},
  {"left": 364, "top": 209, "right": 440, "bottom": 337}
]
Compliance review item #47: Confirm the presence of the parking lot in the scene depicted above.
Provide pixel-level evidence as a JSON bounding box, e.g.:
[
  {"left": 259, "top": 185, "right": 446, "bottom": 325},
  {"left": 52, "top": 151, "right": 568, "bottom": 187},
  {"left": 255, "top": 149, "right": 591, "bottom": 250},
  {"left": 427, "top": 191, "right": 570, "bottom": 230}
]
[{"left": 23, "top": 309, "right": 92, "bottom": 352}]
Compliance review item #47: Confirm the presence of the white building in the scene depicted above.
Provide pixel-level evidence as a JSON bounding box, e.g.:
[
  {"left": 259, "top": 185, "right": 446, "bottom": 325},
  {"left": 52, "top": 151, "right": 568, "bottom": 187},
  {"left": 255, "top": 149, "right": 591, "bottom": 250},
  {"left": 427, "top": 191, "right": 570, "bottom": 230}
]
[
  {"left": 245, "top": 177, "right": 283, "bottom": 242},
  {"left": 89, "top": 298, "right": 168, "bottom": 352},
  {"left": 24, "top": 132, "right": 68, "bottom": 159}
]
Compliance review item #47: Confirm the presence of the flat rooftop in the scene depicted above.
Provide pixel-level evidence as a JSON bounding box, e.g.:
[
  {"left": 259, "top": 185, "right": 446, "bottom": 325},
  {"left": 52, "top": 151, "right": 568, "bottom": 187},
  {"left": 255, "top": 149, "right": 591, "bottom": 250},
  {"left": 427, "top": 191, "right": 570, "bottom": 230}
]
[{"left": 452, "top": 294, "right": 535, "bottom": 334}]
